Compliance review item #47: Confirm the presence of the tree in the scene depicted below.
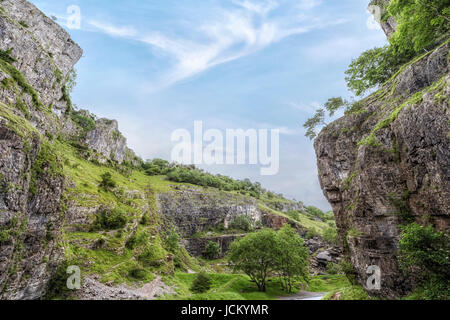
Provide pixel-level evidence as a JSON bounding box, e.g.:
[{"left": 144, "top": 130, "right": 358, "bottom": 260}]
[
  {"left": 388, "top": 0, "right": 450, "bottom": 55},
  {"left": 399, "top": 223, "right": 450, "bottom": 278},
  {"left": 398, "top": 223, "right": 450, "bottom": 299},
  {"left": 274, "top": 225, "right": 309, "bottom": 293},
  {"left": 229, "top": 215, "right": 254, "bottom": 232},
  {"left": 99, "top": 172, "right": 116, "bottom": 191},
  {"left": 204, "top": 241, "right": 221, "bottom": 260},
  {"left": 345, "top": 46, "right": 409, "bottom": 96},
  {"left": 227, "top": 229, "right": 279, "bottom": 292},
  {"left": 324, "top": 97, "right": 347, "bottom": 117},
  {"left": 190, "top": 272, "right": 212, "bottom": 294},
  {"left": 165, "top": 230, "right": 179, "bottom": 253},
  {"left": 303, "top": 109, "right": 326, "bottom": 140}
]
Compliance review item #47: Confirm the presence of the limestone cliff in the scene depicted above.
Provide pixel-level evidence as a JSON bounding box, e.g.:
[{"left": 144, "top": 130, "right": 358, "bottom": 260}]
[
  {"left": 314, "top": 11, "right": 449, "bottom": 298},
  {"left": 0, "top": 0, "right": 335, "bottom": 300},
  {"left": 0, "top": 0, "right": 137, "bottom": 299}
]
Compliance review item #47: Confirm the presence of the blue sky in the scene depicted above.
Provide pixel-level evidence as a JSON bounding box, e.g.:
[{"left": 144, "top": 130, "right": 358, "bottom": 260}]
[{"left": 30, "top": 0, "right": 387, "bottom": 211}]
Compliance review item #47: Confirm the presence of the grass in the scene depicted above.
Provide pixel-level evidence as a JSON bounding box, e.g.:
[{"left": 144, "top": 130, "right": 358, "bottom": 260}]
[
  {"left": 307, "top": 274, "right": 350, "bottom": 292},
  {"left": 258, "top": 203, "right": 329, "bottom": 235},
  {"left": 164, "top": 273, "right": 371, "bottom": 301},
  {"left": 308, "top": 275, "right": 373, "bottom": 300},
  {"left": 164, "top": 272, "right": 293, "bottom": 300}
]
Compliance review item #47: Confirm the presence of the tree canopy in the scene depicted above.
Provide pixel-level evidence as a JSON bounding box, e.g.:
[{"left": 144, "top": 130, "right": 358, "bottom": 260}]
[{"left": 227, "top": 226, "right": 309, "bottom": 293}]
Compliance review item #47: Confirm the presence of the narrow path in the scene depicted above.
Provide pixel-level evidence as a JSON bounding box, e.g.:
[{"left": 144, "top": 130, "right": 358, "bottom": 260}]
[{"left": 278, "top": 291, "right": 327, "bottom": 301}]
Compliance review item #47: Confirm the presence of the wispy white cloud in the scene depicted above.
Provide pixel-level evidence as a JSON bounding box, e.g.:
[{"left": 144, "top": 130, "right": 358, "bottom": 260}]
[
  {"left": 88, "top": 20, "right": 137, "bottom": 38},
  {"left": 296, "top": 0, "right": 322, "bottom": 11},
  {"left": 81, "top": 0, "right": 347, "bottom": 90},
  {"left": 288, "top": 101, "right": 321, "bottom": 114},
  {"left": 231, "top": 0, "right": 278, "bottom": 16}
]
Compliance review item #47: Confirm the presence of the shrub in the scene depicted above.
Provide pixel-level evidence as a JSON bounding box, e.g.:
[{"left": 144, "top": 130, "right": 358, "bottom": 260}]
[
  {"left": 0, "top": 48, "right": 16, "bottom": 64},
  {"left": 340, "top": 258, "right": 358, "bottom": 285},
  {"left": 326, "top": 262, "right": 341, "bottom": 275},
  {"left": 70, "top": 110, "right": 95, "bottom": 136},
  {"left": 229, "top": 216, "right": 253, "bottom": 232},
  {"left": 399, "top": 223, "right": 450, "bottom": 282},
  {"left": 92, "top": 208, "right": 127, "bottom": 231},
  {"left": 165, "top": 230, "right": 179, "bottom": 253},
  {"left": 99, "top": 172, "right": 116, "bottom": 191},
  {"left": 305, "top": 228, "right": 319, "bottom": 239},
  {"left": 125, "top": 235, "right": 137, "bottom": 250},
  {"left": 138, "top": 245, "right": 167, "bottom": 267},
  {"left": 323, "top": 227, "right": 339, "bottom": 245},
  {"left": 129, "top": 267, "right": 148, "bottom": 280},
  {"left": 45, "top": 261, "right": 74, "bottom": 299},
  {"left": 345, "top": 45, "right": 410, "bottom": 96},
  {"left": 287, "top": 210, "right": 300, "bottom": 221},
  {"left": 190, "top": 272, "right": 212, "bottom": 294},
  {"left": 204, "top": 241, "right": 221, "bottom": 260}
]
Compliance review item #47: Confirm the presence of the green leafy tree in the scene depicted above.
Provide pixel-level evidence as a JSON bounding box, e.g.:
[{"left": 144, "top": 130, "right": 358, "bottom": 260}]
[
  {"left": 303, "top": 109, "right": 326, "bottom": 140},
  {"left": 388, "top": 0, "right": 450, "bottom": 55},
  {"left": 227, "top": 229, "right": 279, "bottom": 292},
  {"left": 229, "top": 215, "right": 254, "bottom": 232},
  {"left": 324, "top": 97, "right": 347, "bottom": 117},
  {"left": 190, "top": 272, "right": 212, "bottom": 294},
  {"left": 274, "top": 225, "right": 309, "bottom": 293},
  {"left": 399, "top": 223, "right": 450, "bottom": 277},
  {"left": 92, "top": 208, "right": 127, "bottom": 231},
  {"left": 204, "top": 241, "right": 221, "bottom": 260},
  {"left": 99, "top": 172, "right": 116, "bottom": 191},
  {"left": 345, "top": 46, "right": 410, "bottom": 96},
  {"left": 398, "top": 223, "right": 450, "bottom": 299},
  {"left": 165, "top": 230, "right": 180, "bottom": 253}
]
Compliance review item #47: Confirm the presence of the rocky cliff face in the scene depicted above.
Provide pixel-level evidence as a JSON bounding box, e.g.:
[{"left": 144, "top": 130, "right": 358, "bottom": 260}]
[
  {"left": 0, "top": 0, "right": 138, "bottom": 299},
  {"left": 314, "top": 38, "right": 449, "bottom": 297},
  {"left": 369, "top": 0, "right": 397, "bottom": 37},
  {"left": 0, "top": 0, "right": 82, "bottom": 299}
]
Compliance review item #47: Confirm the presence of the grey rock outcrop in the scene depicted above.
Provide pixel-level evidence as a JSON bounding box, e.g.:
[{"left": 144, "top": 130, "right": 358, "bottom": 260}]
[
  {"left": 0, "top": 121, "right": 65, "bottom": 299},
  {"left": 368, "top": 0, "right": 397, "bottom": 37},
  {"left": 0, "top": 0, "right": 141, "bottom": 299},
  {"left": 0, "top": 0, "right": 82, "bottom": 125},
  {"left": 182, "top": 234, "right": 244, "bottom": 258},
  {"left": 157, "top": 187, "right": 263, "bottom": 237},
  {"left": 84, "top": 118, "right": 128, "bottom": 164},
  {"left": 314, "top": 40, "right": 449, "bottom": 298}
]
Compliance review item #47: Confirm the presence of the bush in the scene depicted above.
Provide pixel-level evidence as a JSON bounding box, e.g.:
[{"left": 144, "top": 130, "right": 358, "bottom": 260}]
[
  {"left": 229, "top": 216, "right": 253, "bottom": 232},
  {"left": 287, "top": 210, "right": 300, "bottom": 221},
  {"left": 92, "top": 208, "right": 127, "bottom": 231},
  {"left": 125, "top": 235, "right": 137, "bottom": 250},
  {"left": 340, "top": 258, "right": 358, "bottom": 285},
  {"left": 165, "top": 230, "right": 179, "bottom": 253},
  {"left": 129, "top": 267, "right": 148, "bottom": 280},
  {"left": 99, "top": 172, "right": 116, "bottom": 191},
  {"left": 204, "top": 241, "right": 221, "bottom": 260},
  {"left": 138, "top": 244, "right": 167, "bottom": 267},
  {"left": 399, "top": 223, "right": 450, "bottom": 289},
  {"left": 345, "top": 45, "right": 410, "bottom": 96},
  {"left": 70, "top": 110, "right": 95, "bottom": 136},
  {"left": 326, "top": 262, "right": 341, "bottom": 275},
  {"left": 190, "top": 272, "right": 212, "bottom": 294},
  {"left": 45, "top": 261, "right": 74, "bottom": 299},
  {"left": 305, "top": 228, "right": 319, "bottom": 239},
  {"left": 323, "top": 227, "right": 339, "bottom": 245}
]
